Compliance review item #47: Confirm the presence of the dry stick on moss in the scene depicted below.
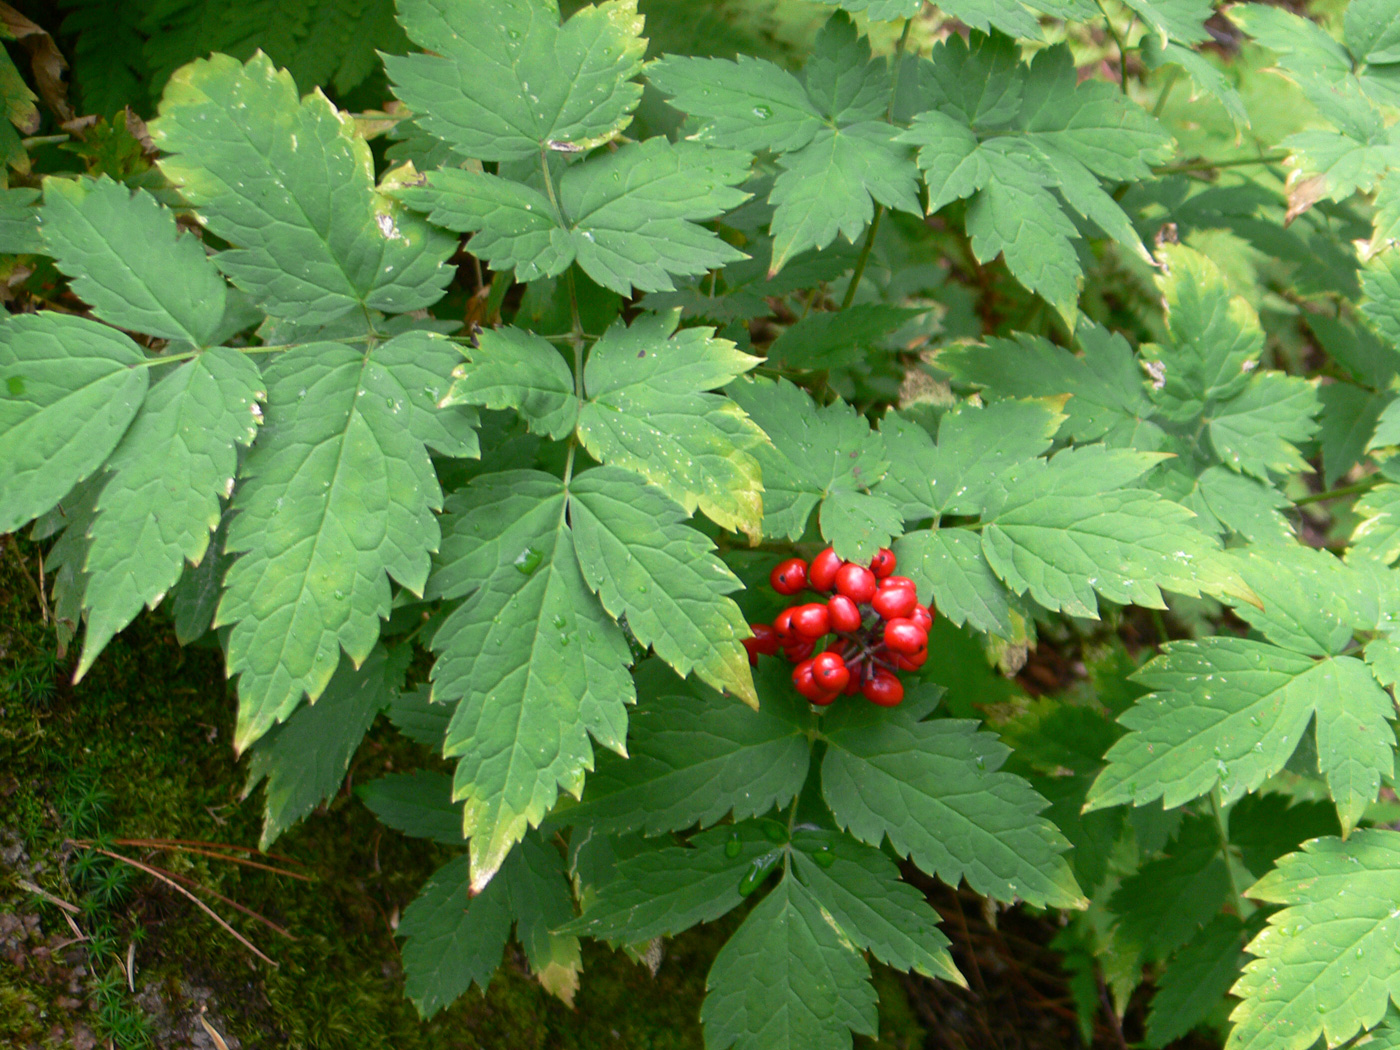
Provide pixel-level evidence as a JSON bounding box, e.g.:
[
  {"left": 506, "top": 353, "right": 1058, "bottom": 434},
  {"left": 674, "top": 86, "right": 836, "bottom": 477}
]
[
  {"left": 71, "top": 843, "right": 277, "bottom": 966},
  {"left": 152, "top": 865, "right": 299, "bottom": 941},
  {"left": 103, "top": 838, "right": 313, "bottom": 881},
  {"left": 5, "top": 533, "right": 50, "bottom": 625},
  {"left": 107, "top": 835, "right": 306, "bottom": 866}
]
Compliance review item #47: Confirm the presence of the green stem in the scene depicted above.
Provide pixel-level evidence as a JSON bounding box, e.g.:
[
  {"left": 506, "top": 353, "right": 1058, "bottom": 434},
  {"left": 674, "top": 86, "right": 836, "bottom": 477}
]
[
  {"left": 1210, "top": 789, "right": 1249, "bottom": 918},
  {"left": 1152, "top": 152, "right": 1290, "bottom": 175},
  {"left": 1093, "top": 0, "right": 1131, "bottom": 94},
  {"left": 1294, "top": 477, "right": 1380, "bottom": 506},
  {"left": 135, "top": 340, "right": 323, "bottom": 369},
  {"left": 539, "top": 147, "right": 570, "bottom": 227},
  {"left": 560, "top": 266, "right": 588, "bottom": 500},
  {"left": 1151, "top": 65, "right": 1180, "bottom": 117}
]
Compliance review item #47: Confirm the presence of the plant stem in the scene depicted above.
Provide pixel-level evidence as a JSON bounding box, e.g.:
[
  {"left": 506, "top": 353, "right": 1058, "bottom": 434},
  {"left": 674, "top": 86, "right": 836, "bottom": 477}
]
[
  {"left": 1093, "top": 0, "right": 1130, "bottom": 94},
  {"left": 560, "top": 266, "right": 588, "bottom": 497},
  {"left": 1152, "top": 152, "right": 1290, "bottom": 175},
  {"left": 1294, "top": 477, "right": 1380, "bottom": 506},
  {"left": 1151, "top": 65, "right": 1180, "bottom": 116},
  {"left": 540, "top": 147, "right": 569, "bottom": 226},
  {"left": 1210, "top": 789, "right": 1249, "bottom": 918}
]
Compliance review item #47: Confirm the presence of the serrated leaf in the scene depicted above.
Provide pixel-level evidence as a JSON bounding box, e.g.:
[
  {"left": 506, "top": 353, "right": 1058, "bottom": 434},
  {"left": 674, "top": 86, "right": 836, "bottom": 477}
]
[
  {"left": 1347, "top": 0, "right": 1400, "bottom": 64},
  {"left": 358, "top": 770, "right": 465, "bottom": 844},
  {"left": 765, "top": 303, "right": 922, "bottom": 373},
  {"left": 560, "top": 658, "right": 810, "bottom": 836},
  {"left": 149, "top": 52, "right": 453, "bottom": 325},
  {"left": 78, "top": 349, "right": 263, "bottom": 677},
  {"left": 769, "top": 122, "right": 919, "bottom": 274},
  {"left": 1225, "top": 546, "right": 1372, "bottom": 657},
  {"left": 1121, "top": 0, "right": 1212, "bottom": 46},
  {"left": 877, "top": 400, "right": 1062, "bottom": 519},
  {"left": 1141, "top": 37, "right": 1249, "bottom": 131},
  {"left": 726, "top": 376, "right": 888, "bottom": 559},
  {"left": 647, "top": 55, "right": 823, "bottom": 154},
  {"left": 399, "top": 853, "right": 512, "bottom": 1017},
  {"left": 387, "top": 0, "right": 645, "bottom": 162},
  {"left": 386, "top": 685, "right": 452, "bottom": 748},
  {"left": 701, "top": 876, "right": 878, "bottom": 1050},
  {"left": 402, "top": 138, "right": 750, "bottom": 295},
  {"left": 0, "top": 313, "right": 148, "bottom": 535},
  {"left": 1352, "top": 484, "right": 1400, "bottom": 564},
  {"left": 40, "top": 175, "right": 228, "bottom": 346},
  {"left": 245, "top": 645, "right": 405, "bottom": 849},
  {"left": 429, "top": 470, "right": 634, "bottom": 891},
  {"left": 1110, "top": 815, "right": 1232, "bottom": 961},
  {"left": 169, "top": 513, "right": 232, "bottom": 645},
  {"left": 1145, "top": 914, "right": 1247, "bottom": 1047},
  {"left": 508, "top": 831, "right": 582, "bottom": 1005},
  {"left": 894, "top": 528, "right": 1021, "bottom": 636},
  {"left": 577, "top": 310, "right": 764, "bottom": 537},
  {"left": 1193, "top": 467, "right": 1295, "bottom": 546},
  {"left": 980, "top": 446, "right": 1243, "bottom": 617},
  {"left": 791, "top": 829, "right": 963, "bottom": 985},
  {"left": 820, "top": 705, "right": 1083, "bottom": 908},
  {"left": 1228, "top": 830, "right": 1400, "bottom": 1050},
  {"left": 818, "top": 489, "right": 903, "bottom": 564},
  {"left": 1362, "top": 251, "right": 1400, "bottom": 350},
  {"left": 216, "top": 339, "right": 448, "bottom": 752},
  {"left": 441, "top": 326, "right": 577, "bottom": 440},
  {"left": 1087, "top": 640, "right": 1395, "bottom": 832},
  {"left": 0, "top": 187, "right": 40, "bottom": 253},
  {"left": 809, "top": 0, "right": 923, "bottom": 23},
  {"left": 561, "top": 823, "right": 778, "bottom": 942},
  {"left": 1317, "top": 383, "right": 1385, "bottom": 487},
  {"left": 568, "top": 467, "right": 756, "bottom": 705}
]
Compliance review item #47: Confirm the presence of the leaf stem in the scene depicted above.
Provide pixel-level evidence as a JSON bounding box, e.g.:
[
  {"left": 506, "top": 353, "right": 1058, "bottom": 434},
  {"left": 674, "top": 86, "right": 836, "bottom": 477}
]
[
  {"left": 1151, "top": 65, "right": 1181, "bottom": 117},
  {"left": 1210, "top": 789, "right": 1249, "bottom": 918},
  {"left": 1294, "top": 477, "right": 1380, "bottom": 506},
  {"left": 1092, "top": 0, "right": 1131, "bottom": 94},
  {"left": 540, "top": 147, "right": 570, "bottom": 227},
  {"left": 1151, "top": 152, "right": 1290, "bottom": 175}
]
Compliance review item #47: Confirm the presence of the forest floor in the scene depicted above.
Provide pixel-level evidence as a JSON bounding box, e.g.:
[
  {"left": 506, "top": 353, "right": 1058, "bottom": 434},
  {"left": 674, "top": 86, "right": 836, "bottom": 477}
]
[{"left": 0, "top": 537, "right": 1177, "bottom": 1049}]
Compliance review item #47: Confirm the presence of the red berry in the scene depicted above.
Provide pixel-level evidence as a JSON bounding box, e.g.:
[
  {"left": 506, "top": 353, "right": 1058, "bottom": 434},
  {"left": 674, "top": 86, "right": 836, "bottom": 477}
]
[
  {"left": 835, "top": 563, "right": 877, "bottom": 603},
  {"left": 870, "top": 548, "right": 896, "bottom": 578},
  {"left": 893, "top": 647, "right": 928, "bottom": 671},
  {"left": 884, "top": 618, "right": 927, "bottom": 655},
  {"left": 792, "top": 602, "right": 831, "bottom": 639},
  {"left": 812, "top": 652, "right": 850, "bottom": 692},
  {"left": 770, "top": 558, "right": 808, "bottom": 596},
  {"left": 827, "top": 594, "right": 862, "bottom": 633},
  {"left": 910, "top": 604, "right": 933, "bottom": 632},
  {"left": 793, "top": 660, "right": 839, "bottom": 705},
  {"left": 774, "top": 607, "right": 797, "bottom": 642},
  {"left": 880, "top": 575, "right": 917, "bottom": 596},
  {"left": 809, "top": 547, "right": 842, "bottom": 591},
  {"left": 862, "top": 669, "right": 904, "bottom": 706},
  {"left": 750, "top": 623, "right": 779, "bottom": 653},
  {"left": 871, "top": 582, "right": 918, "bottom": 620},
  {"left": 782, "top": 639, "right": 814, "bottom": 663}
]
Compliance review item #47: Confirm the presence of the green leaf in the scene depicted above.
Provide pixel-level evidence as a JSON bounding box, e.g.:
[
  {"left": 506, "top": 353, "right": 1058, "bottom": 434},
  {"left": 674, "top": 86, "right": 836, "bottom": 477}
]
[
  {"left": 387, "top": 0, "right": 645, "bottom": 162},
  {"left": 40, "top": 176, "right": 228, "bottom": 346},
  {"left": 0, "top": 313, "right": 148, "bottom": 535},
  {"left": 399, "top": 853, "right": 511, "bottom": 1017},
  {"left": 765, "top": 303, "right": 922, "bottom": 373},
  {"left": 402, "top": 139, "right": 750, "bottom": 294},
  {"left": 878, "top": 400, "right": 1063, "bottom": 519},
  {"left": 245, "top": 645, "right": 406, "bottom": 849},
  {"left": 78, "top": 351, "right": 262, "bottom": 678},
  {"left": 0, "top": 187, "right": 41, "bottom": 253},
  {"left": 561, "top": 823, "right": 779, "bottom": 942},
  {"left": 1347, "top": 0, "right": 1400, "bottom": 64},
  {"left": 561, "top": 658, "right": 810, "bottom": 835},
  {"left": 1362, "top": 251, "right": 1400, "bottom": 350},
  {"left": 1192, "top": 467, "right": 1295, "bottom": 546},
  {"left": 1110, "top": 816, "right": 1232, "bottom": 961},
  {"left": 149, "top": 52, "right": 454, "bottom": 325},
  {"left": 940, "top": 327, "right": 1152, "bottom": 443},
  {"left": 507, "top": 830, "right": 582, "bottom": 1004},
  {"left": 726, "top": 376, "right": 889, "bottom": 560},
  {"left": 169, "top": 513, "right": 231, "bottom": 645},
  {"left": 646, "top": 55, "right": 823, "bottom": 154},
  {"left": 1229, "top": 830, "right": 1400, "bottom": 1050},
  {"left": 820, "top": 704, "right": 1084, "bottom": 908},
  {"left": 897, "top": 110, "right": 983, "bottom": 212},
  {"left": 1317, "top": 383, "right": 1386, "bottom": 487},
  {"left": 769, "top": 122, "right": 920, "bottom": 274},
  {"left": 441, "top": 326, "right": 578, "bottom": 440},
  {"left": 577, "top": 310, "right": 765, "bottom": 537},
  {"left": 216, "top": 339, "right": 449, "bottom": 753},
  {"left": 701, "top": 876, "right": 878, "bottom": 1050},
  {"left": 1225, "top": 546, "right": 1372, "bottom": 657},
  {"left": 1141, "top": 37, "right": 1249, "bottom": 131},
  {"left": 1352, "top": 483, "right": 1400, "bottom": 564},
  {"left": 386, "top": 685, "right": 452, "bottom": 748},
  {"left": 1087, "top": 640, "right": 1395, "bottom": 832},
  {"left": 568, "top": 467, "right": 756, "bottom": 705},
  {"left": 791, "top": 829, "right": 964, "bottom": 985},
  {"left": 429, "top": 470, "right": 634, "bottom": 891},
  {"left": 1120, "top": 0, "right": 1212, "bottom": 46},
  {"left": 980, "top": 446, "right": 1244, "bottom": 617},
  {"left": 809, "top": 0, "right": 923, "bottom": 23},
  {"left": 358, "top": 770, "right": 465, "bottom": 844},
  {"left": 1145, "top": 914, "right": 1247, "bottom": 1048},
  {"left": 893, "top": 528, "right": 1022, "bottom": 636}
]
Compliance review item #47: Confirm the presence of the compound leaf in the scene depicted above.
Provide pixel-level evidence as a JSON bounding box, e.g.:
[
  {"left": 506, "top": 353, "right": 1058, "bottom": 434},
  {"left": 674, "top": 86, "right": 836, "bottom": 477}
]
[
  {"left": 79, "top": 348, "right": 264, "bottom": 677},
  {"left": 894, "top": 527, "right": 1021, "bottom": 636},
  {"left": 150, "top": 52, "right": 453, "bottom": 325},
  {"left": 441, "top": 325, "right": 578, "bottom": 440},
  {"left": 359, "top": 770, "right": 465, "bottom": 844},
  {"left": 40, "top": 175, "right": 228, "bottom": 346},
  {"left": 0, "top": 313, "right": 147, "bottom": 535},
  {"left": 646, "top": 55, "right": 823, "bottom": 154},
  {"left": 577, "top": 310, "right": 765, "bottom": 538},
  {"left": 1145, "top": 914, "right": 1247, "bottom": 1047}
]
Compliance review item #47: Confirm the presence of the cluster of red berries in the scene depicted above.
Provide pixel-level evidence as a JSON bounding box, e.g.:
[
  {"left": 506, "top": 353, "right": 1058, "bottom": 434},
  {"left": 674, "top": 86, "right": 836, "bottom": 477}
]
[{"left": 742, "top": 547, "right": 935, "bottom": 708}]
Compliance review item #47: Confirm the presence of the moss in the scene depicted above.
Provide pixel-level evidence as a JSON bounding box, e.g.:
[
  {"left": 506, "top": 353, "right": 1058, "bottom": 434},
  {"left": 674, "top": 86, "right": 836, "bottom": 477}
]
[{"left": 1, "top": 541, "right": 925, "bottom": 1049}]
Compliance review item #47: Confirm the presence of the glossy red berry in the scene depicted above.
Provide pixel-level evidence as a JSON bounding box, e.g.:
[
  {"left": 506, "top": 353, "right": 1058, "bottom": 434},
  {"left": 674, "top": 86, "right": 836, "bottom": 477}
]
[
  {"left": 774, "top": 607, "right": 797, "bottom": 642},
  {"left": 827, "top": 594, "right": 863, "bottom": 633},
  {"left": 811, "top": 652, "right": 850, "bottom": 692},
  {"left": 770, "top": 558, "right": 808, "bottom": 596},
  {"left": 910, "top": 604, "right": 934, "bottom": 632},
  {"left": 793, "top": 660, "right": 839, "bottom": 705},
  {"left": 782, "top": 639, "right": 814, "bottom": 663},
  {"left": 862, "top": 669, "right": 904, "bottom": 706},
  {"left": 892, "top": 647, "right": 928, "bottom": 671},
  {"left": 871, "top": 582, "right": 918, "bottom": 620},
  {"left": 742, "top": 623, "right": 779, "bottom": 665},
  {"left": 834, "top": 563, "right": 877, "bottom": 603},
  {"left": 884, "top": 618, "right": 927, "bottom": 654},
  {"left": 880, "top": 575, "right": 917, "bottom": 596},
  {"left": 809, "top": 547, "right": 842, "bottom": 591},
  {"left": 792, "top": 602, "right": 831, "bottom": 639},
  {"left": 870, "top": 548, "right": 896, "bottom": 578}
]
